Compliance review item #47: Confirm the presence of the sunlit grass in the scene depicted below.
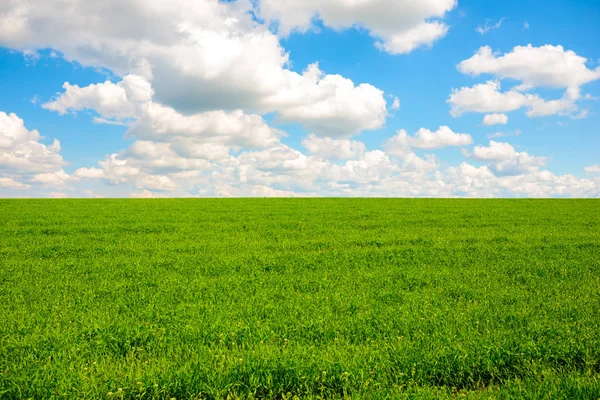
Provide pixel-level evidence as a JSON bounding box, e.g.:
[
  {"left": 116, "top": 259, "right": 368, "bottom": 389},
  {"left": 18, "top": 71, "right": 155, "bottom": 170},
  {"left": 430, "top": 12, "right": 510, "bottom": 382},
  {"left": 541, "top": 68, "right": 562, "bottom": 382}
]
[{"left": 1, "top": 199, "right": 599, "bottom": 398}]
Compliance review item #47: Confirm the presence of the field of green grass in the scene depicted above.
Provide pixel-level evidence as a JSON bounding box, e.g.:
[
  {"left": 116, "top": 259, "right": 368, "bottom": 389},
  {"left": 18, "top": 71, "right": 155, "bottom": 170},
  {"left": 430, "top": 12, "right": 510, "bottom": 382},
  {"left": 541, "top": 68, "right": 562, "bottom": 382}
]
[{"left": 1, "top": 199, "right": 599, "bottom": 399}]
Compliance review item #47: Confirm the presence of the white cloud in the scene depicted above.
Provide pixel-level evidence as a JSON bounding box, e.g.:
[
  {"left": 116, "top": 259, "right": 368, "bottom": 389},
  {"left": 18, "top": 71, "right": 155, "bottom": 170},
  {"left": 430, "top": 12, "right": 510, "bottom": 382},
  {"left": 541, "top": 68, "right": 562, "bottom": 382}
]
[
  {"left": 32, "top": 170, "right": 71, "bottom": 187},
  {"left": 262, "top": 63, "right": 387, "bottom": 137},
  {"left": 43, "top": 77, "right": 143, "bottom": 118},
  {"left": 2, "top": 0, "right": 388, "bottom": 137},
  {"left": 258, "top": 0, "right": 457, "bottom": 54},
  {"left": 525, "top": 89, "right": 580, "bottom": 117},
  {"left": 452, "top": 45, "right": 600, "bottom": 119},
  {"left": 585, "top": 165, "right": 600, "bottom": 174},
  {"left": 48, "top": 192, "right": 69, "bottom": 198},
  {"left": 384, "top": 126, "right": 473, "bottom": 156},
  {"left": 98, "top": 154, "right": 141, "bottom": 185},
  {"left": 1, "top": 2, "right": 598, "bottom": 199},
  {"left": 459, "top": 44, "right": 600, "bottom": 89},
  {"left": 446, "top": 162, "right": 498, "bottom": 197},
  {"left": 46, "top": 71, "right": 382, "bottom": 140},
  {"left": 390, "top": 96, "right": 401, "bottom": 110},
  {"left": 0, "top": 111, "right": 41, "bottom": 148},
  {"left": 123, "top": 141, "right": 213, "bottom": 173},
  {"left": 134, "top": 174, "right": 178, "bottom": 192},
  {"left": 445, "top": 162, "right": 598, "bottom": 198},
  {"left": 448, "top": 81, "right": 531, "bottom": 116},
  {"left": 92, "top": 117, "right": 132, "bottom": 126},
  {"left": 448, "top": 80, "right": 579, "bottom": 118},
  {"left": 471, "top": 141, "right": 520, "bottom": 161},
  {"left": 130, "top": 189, "right": 165, "bottom": 199},
  {"left": 302, "top": 134, "right": 366, "bottom": 160},
  {"left": 469, "top": 140, "right": 546, "bottom": 176},
  {"left": 488, "top": 129, "right": 521, "bottom": 139},
  {"left": 130, "top": 105, "right": 282, "bottom": 149},
  {"left": 476, "top": 18, "right": 505, "bottom": 35},
  {"left": 0, "top": 111, "right": 65, "bottom": 176},
  {"left": 482, "top": 113, "right": 508, "bottom": 125},
  {"left": 498, "top": 171, "right": 596, "bottom": 198},
  {"left": 83, "top": 189, "right": 103, "bottom": 198},
  {"left": 74, "top": 167, "right": 104, "bottom": 179},
  {"left": 408, "top": 126, "right": 473, "bottom": 149},
  {"left": 249, "top": 186, "right": 309, "bottom": 198},
  {"left": 0, "top": 177, "right": 30, "bottom": 190},
  {"left": 66, "top": 139, "right": 598, "bottom": 198},
  {"left": 44, "top": 75, "right": 283, "bottom": 151},
  {"left": 524, "top": 22, "right": 530, "bottom": 30},
  {"left": 374, "top": 21, "right": 450, "bottom": 55}
]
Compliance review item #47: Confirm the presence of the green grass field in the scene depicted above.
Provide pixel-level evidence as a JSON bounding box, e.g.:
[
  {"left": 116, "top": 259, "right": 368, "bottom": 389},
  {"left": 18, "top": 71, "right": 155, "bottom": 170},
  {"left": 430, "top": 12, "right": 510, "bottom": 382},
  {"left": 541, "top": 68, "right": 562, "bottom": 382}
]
[{"left": 1, "top": 199, "right": 599, "bottom": 399}]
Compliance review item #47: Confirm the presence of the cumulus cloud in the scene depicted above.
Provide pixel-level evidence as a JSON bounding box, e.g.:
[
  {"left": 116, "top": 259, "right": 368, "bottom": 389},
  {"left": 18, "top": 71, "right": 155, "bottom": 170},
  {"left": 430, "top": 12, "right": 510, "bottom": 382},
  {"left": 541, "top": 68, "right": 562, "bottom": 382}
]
[
  {"left": 74, "top": 167, "right": 104, "bottom": 179},
  {"left": 469, "top": 140, "right": 546, "bottom": 176},
  {"left": 406, "top": 126, "right": 473, "bottom": 149},
  {"left": 482, "top": 113, "right": 508, "bottom": 125},
  {"left": 43, "top": 77, "right": 143, "bottom": 119},
  {"left": 448, "top": 80, "right": 580, "bottom": 118},
  {"left": 445, "top": 162, "right": 597, "bottom": 197},
  {"left": 384, "top": 126, "right": 473, "bottom": 156},
  {"left": 0, "top": 112, "right": 66, "bottom": 182},
  {"left": 258, "top": 0, "right": 457, "bottom": 54},
  {"left": 1, "top": 2, "right": 598, "bottom": 199},
  {"left": 2, "top": 0, "right": 388, "bottom": 136},
  {"left": 451, "top": 44, "right": 600, "bottom": 119},
  {"left": 262, "top": 63, "right": 387, "bottom": 137},
  {"left": 459, "top": 44, "right": 600, "bottom": 89},
  {"left": 32, "top": 170, "right": 71, "bottom": 187},
  {"left": 46, "top": 70, "right": 385, "bottom": 140},
  {"left": 130, "top": 106, "right": 282, "bottom": 149},
  {"left": 302, "top": 134, "right": 366, "bottom": 160},
  {"left": 44, "top": 75, "right": 284, "bottom": 152},
  {"left": 448, "top": 81, "right": 531, "bottom": 116},
  {"left": 0, "top": 177, "right": 30, "bottom": 190},
  {"left": 65, "top": 139, "right": 597, "bottom": 198},
  {"left": 585, "top": 165, "right": 600, "bottom": 174}
]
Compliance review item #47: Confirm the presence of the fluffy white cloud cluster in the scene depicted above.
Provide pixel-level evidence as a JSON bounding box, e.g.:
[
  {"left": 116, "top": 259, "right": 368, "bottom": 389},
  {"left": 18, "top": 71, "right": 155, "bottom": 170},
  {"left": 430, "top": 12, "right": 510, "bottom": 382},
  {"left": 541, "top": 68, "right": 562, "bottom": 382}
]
[
  {"left": 448, "top": 80, "right": 581, "bottom": 118},
  {"left": 384, "top": 126, "right": 472, "bottom": 157},
  {"left": 1, "top": 1, "right": 598, "bottom": 198},
  {"left": 459, "top": 45, "right": 600, "bottom": 90},
  {"left": 3, "top": 108, "right": 597, "bottom": 198},
  {"left": 446, "top": 164, "right": 597, "bottom": 198},
  {"left": 482, "top": 113, "right": 508, "bottom": 126},
  {"left": 0, "top": 112, "right": 67, "bottom": 191},
  {"left": 302, "top": 134, "right": 366, "bottom": 160},
  {"left": 258, "top": 0, "right": 457, "bottom": 54},
  {"left": 44, "top": 75, "right": 283, "bottom": 156},
  {"left": 267, "top": 63, "right": 387, "bottom": 137},
  {"left": 450, "top": 45, "right": 600, "bottom": 118},
  {"left": 1, "top": 0, "right": 388, "bottom": 137},
  {"left": 468, "top": 141, "right": 546, "bottom": 176}
]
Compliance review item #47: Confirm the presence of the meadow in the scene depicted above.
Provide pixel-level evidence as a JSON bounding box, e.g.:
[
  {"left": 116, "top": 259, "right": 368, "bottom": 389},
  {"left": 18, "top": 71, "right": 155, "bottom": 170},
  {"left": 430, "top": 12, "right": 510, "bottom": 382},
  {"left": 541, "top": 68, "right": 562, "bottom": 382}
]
[{"left": 0, "top": 199, "right": 599, "bottom": 399}]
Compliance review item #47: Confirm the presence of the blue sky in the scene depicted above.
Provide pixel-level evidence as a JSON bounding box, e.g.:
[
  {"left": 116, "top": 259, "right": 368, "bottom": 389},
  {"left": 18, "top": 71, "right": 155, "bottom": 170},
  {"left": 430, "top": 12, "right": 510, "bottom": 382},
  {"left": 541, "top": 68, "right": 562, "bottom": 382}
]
[{"left": 0, "top": 0, "right": 599, "bottom": 197}]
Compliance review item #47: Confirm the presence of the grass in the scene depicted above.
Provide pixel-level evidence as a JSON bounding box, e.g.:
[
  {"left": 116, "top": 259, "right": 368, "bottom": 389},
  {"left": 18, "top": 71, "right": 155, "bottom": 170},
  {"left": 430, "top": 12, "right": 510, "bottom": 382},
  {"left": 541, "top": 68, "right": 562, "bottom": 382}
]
[{"left": 0, "top": 198, "right": 599, "bottom": 399}]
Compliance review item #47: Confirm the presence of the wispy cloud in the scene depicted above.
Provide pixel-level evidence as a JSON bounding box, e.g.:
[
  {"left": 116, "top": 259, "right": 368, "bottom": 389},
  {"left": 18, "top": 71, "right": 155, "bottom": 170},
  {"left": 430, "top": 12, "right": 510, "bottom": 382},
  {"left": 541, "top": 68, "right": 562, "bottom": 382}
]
[
  {"left": 92, "top": 117, "right": 133, "bottom": 126},
  {"left": 488, "top": 129, "right": 522, "bottom": 139},
  {"left": 476, "top": 18, "right": 505, "bottom": 35}
]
